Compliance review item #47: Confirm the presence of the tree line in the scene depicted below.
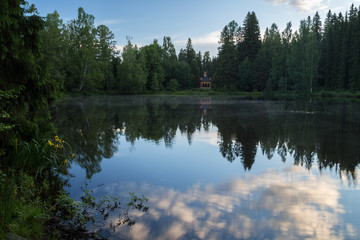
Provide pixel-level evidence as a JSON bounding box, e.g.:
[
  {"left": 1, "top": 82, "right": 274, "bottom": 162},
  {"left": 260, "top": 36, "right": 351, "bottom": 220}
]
[
  {"left": 216, "top": 5, "right": 360, "bottom": 93},
  {"left": 40, "top": 8, "right": 215, "bottom": 95},
  {"left": 38, "top": 4, "right": 360, "bottom": 95}
]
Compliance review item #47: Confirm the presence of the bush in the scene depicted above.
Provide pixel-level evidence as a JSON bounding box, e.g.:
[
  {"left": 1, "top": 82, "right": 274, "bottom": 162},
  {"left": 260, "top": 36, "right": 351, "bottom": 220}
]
[
  {"left": 166, "top": 79, "right": 179, "bottom": 92},
  {"left": 0, "top": 135, "right": 73, "bottom": 239},
  {"left": 0, "top": 135, "right": 149, "bottom": 239}
]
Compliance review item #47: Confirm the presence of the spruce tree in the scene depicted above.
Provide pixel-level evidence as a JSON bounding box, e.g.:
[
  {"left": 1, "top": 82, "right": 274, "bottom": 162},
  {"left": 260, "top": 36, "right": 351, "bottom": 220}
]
[
  {"left": 215, "top": 20, "right": 239, "bottom": 90},
  {"left": 238, "top": 12, "right": 262, "bottom": 62}
]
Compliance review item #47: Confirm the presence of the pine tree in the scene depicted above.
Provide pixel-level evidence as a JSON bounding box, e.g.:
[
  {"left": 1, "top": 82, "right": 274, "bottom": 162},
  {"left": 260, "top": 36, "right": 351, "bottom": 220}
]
[
  {"left": 0, "top": 0, "right": 60, "bottom": 144},
  {"left": 184, "top": 38, "right": 200, "bottom": 88},
  {"left": 96, "top": 24, "right": 117, "bottom": 92},
  {"left": 254, "top": 23, "right": 281, "bottom": 91},
  {"left": 215, "top": 20, "right": 239, "bottom": 90},
  {"left": 40, "top": 11, "right": 66, "bottom": 89},
  {"left": 277, "top": 22, "right": 292, "bottom": 92},
  {"left": 320, "top": 10, "right": 334, "bottom": 90},
  {"left": 161, "top": 36, "right": 177, "bottom": 87},
  {"left": 334, "top": 13, "right": 347, "bottom": 90},
  {"left": 141, "top": 40, "right": 165, "bottom": 91},
  {"left": 238, "top": 12, "right": 262, "bottom": 62},
  {"left": 349, "top": 5, "right": 360, "bottom": 90}
]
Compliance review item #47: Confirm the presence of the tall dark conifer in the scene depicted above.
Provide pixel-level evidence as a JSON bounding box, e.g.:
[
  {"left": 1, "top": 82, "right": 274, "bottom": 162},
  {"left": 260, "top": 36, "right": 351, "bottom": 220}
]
[
  {"left": 183, "top": 38, "right": 200, "bottom": 88},
  {"left": 0, "top": 0, "right": 60, "bottom": 143},
  {"left": 215, "top": 20, "right": 239, "bottom": 90},
  {"left": 238, "top": 12, "right": 262, "bottom": 62},
  {"left": 349, "top": 5, "right": 360, "bottom": 90},
  {"left": 322, "top": 11, "right": 335, "bottom": 90}
]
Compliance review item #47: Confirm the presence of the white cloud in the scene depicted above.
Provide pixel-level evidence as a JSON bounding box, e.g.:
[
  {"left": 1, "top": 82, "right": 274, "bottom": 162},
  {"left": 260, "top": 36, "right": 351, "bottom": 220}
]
[
  {"left": 193, "top": 128, "right": 219, "bottom": 147},
  {"left": 115, "top": 45, "right": 123, "bottom": 52},
  {"left": 192, "top": 30, "right": 222, "bottom": 46},
  {"left": 101, "top": 166, "right": 358, "bottom": 239},
  {"left": 173, "top": 30, "right": 221, "bottom": 57},
  {"left": 174, "top": 30, "right": 220, "bottom": 46},
  {"left": 97, "top": 19, "right": 122, "bottom": 25},
  {"left": 268, "top": 0, "right": 329, "bottom": 12}
]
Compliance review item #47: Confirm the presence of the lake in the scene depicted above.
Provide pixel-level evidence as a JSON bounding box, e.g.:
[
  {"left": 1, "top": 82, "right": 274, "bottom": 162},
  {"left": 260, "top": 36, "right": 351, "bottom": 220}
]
[{"left": 53, "top": 95, "right": 360, "bottom": 240}]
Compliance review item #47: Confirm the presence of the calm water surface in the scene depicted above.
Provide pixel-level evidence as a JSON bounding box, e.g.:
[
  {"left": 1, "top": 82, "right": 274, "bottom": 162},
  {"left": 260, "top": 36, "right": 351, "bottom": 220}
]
[{"left": 53, "top": 96, "right": 360, "bottom": 240}]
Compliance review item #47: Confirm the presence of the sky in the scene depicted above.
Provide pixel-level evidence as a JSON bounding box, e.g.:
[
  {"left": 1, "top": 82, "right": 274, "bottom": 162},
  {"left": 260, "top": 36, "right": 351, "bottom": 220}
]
[{"left": 28, "top": 0, "right": 360, "bottom": 57}]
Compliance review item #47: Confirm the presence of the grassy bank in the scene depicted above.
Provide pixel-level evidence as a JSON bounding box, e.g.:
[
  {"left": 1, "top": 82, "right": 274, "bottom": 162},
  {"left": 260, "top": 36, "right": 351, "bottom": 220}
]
[
  {"left": 312, "top": 90, "right": 360, "bottom": 98},
  {"left": 0, "top": 135, "right": 72, "bottom": 239},
  {"left": 62, "top": 89, "right": 360, "bottom": 100},
  {"left": 0, "top": 135, "right": 148, "bottom": 239}
]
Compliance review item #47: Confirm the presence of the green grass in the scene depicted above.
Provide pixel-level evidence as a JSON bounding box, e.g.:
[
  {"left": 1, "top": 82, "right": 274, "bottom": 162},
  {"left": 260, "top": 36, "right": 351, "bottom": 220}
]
[
  {"left": 0, "top": 134, "right": 73, "bottom": 239},
  {"left": 0, "top": 171, "right": 48, "bottom": 239},
  {"left": 0, "top": 134, "right": 149, "bottom": 239},
  {"left": 313, "top": 90, "right": 360, "bottom": 98}
]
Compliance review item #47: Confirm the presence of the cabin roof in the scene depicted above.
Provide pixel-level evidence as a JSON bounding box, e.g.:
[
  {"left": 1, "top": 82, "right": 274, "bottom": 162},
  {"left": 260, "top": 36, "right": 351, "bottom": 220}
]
[{"left": 200, "top": 77, "right": 211, "bottom": 82}]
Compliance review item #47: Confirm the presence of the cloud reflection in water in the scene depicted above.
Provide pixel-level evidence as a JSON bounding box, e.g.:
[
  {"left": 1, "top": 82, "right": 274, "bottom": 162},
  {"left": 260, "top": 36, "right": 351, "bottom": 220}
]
[{"left": 104, "top": 166, "right": 356, "bottom": 240}]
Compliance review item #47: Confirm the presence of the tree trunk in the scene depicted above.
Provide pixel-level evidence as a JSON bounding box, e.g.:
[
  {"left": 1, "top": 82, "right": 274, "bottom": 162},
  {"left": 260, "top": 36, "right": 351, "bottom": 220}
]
[{"left": 78, "top": 57, "right": 88, "bottom": 92}]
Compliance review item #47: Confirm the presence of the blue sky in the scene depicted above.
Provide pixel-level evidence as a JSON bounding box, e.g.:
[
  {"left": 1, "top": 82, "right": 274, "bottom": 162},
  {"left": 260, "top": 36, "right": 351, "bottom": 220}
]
[{"left": 28, "top": 0, "right": 359, "bottom": 57}]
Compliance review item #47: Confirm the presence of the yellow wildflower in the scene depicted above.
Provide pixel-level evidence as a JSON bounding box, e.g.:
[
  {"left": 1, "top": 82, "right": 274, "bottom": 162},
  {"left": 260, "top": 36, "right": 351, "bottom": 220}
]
[
  {"left": 71, "top": 154, "right": 75, "bottom": 159},
  {"left": 47, "top": 140, "right": 52, "bottom": 146},
  {"left": 64, "top": 159, "right": 67, "bottom": 164}
]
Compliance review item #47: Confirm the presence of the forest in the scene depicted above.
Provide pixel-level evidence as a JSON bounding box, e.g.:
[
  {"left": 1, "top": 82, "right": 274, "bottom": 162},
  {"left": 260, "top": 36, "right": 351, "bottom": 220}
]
[{"left": 17, "top": 3, "right": 360, "bottom": 95}]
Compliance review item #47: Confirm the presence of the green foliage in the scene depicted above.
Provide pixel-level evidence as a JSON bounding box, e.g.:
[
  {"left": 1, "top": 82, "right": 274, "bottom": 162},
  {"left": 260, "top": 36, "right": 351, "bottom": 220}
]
[
  {"left": 35, "top": 7, "right": 218, "bottom": 95},
  {"left": 0, "top": 170, "right": 53, "bottom": 239},
  {"left": 0, "top": 1, "right": 64, "bottom": 238},
  {"left": 166, "top": 79, "right": 179, "bottom": 92},
  {"left": 0, "top": 134, "right": 74, "bottom": 238},
  {"left": 40, "top": 11, "right": 66, "bottom": 90},
  {"left": 117, "top": 41, "right": 147, "bottom": 94},
  {"left": 0, "top": 172, "right": 16, "bottom": 227},
  {"left": 0, "top": 90, "right": 17, "bottom": 153},
  {"left": 161, "top": 36, "right": 178, "bottom": 88},
  {"left": 215, "top": 20, "right": 239, "bottom": 90},
  {"left": 175, "top": 61, "right": 193, "bottom": 90},
  {"left": 0, "top": 0, "right": 60, "bottom": 150},
  {"left": 13, "top": 205, "right": 44, "bottom": 238},
  {"left": 1, "top": 132, "right": 149, "bottom": 239},
  {"left": 5, "top": 135, "right": 72, "bottom": 178},
  {"left": 237, "top": 58, "right": 253, "bottom": 91},
  {"left": 22, "top": 3, "right": 360, "bottom": 95},
  {"left": 97, "top": 25, "right": 117, "bottom": 92},
  {"left": 214, "top": 5, "right": 360, "bottom": 94},
  {"left": 0, "top": 2, "right": 150, "bottom": 239},
  {"left": 183, "top": 38, "right": 200, "bottom": 89},
  {"left": 65, "top": 7, "right": 99, "bottom": 93},
  {"left": 238, "top": 11, "right": 262, "bottom": 62},
  {"left": 141, "top": 40, "right": 165, "bottom": 91}
]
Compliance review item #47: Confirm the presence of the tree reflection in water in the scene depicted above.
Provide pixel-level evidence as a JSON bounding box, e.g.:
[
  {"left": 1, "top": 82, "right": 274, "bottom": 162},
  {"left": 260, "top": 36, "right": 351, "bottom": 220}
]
[{"left": 52, "top": 96, "right": 360, "bottom": 179}]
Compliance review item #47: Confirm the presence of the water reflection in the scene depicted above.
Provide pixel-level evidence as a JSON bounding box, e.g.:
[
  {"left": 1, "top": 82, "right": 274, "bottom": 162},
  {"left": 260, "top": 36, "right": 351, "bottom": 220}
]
[
  {"left": 53, "top": 96, "right": 360, "bottom": 179},
  {"left": 103, "top": 166, "right": 357, "bottom": 239}
]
